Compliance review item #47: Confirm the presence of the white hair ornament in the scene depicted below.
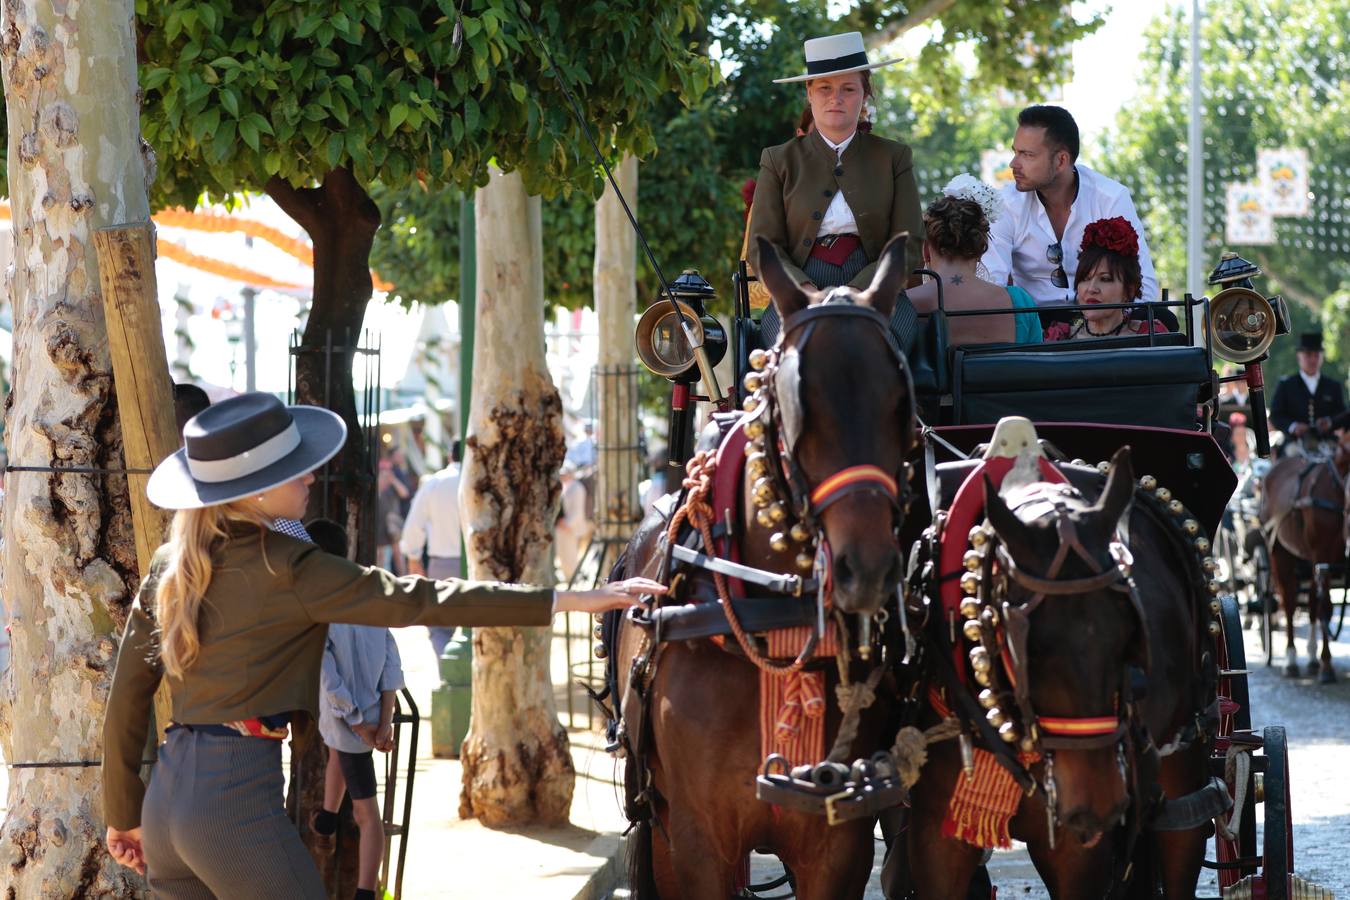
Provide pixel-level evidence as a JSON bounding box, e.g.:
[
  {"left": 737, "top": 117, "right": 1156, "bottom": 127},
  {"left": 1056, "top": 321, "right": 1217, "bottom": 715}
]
[{"left": 941, "top": 173, "right": 1003, "bottom": 225}]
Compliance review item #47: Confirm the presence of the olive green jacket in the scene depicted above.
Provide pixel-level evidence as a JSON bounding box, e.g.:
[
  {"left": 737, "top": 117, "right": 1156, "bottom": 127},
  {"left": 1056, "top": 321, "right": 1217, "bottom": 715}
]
[
  {"left": 748, "top": 130, "right": 925, "bottom": 291},
  {"left": 102, "top": 528, "right": 553, "bottom": 830}
]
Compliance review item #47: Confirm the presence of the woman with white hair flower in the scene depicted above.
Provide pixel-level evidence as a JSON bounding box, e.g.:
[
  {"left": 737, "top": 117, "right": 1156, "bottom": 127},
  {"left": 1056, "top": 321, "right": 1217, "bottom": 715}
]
[{"left": 907, "top": 174, "right": 1042, "bottom": 346}]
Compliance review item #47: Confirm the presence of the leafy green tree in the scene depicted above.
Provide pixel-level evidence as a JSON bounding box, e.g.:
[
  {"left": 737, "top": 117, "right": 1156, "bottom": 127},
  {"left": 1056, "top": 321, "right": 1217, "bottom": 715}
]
[{"left": 1096, "top": 0, "right": 1350, "bottom": 381}]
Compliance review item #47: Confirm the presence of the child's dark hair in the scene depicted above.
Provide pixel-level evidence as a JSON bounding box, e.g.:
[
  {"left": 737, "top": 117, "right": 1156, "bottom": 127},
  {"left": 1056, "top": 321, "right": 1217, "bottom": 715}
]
[{"left": 305, "top": 518, "right": 349, "bottom": 559}]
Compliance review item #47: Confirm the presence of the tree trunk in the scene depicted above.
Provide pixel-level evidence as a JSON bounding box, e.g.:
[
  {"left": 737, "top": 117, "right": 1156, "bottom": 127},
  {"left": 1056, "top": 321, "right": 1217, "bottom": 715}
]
[
  {"left": 458, "top": 167, "right": 572, "bottom": 826},
  {"left": 266, "top": 168, "right": 380, "bottom": 899},
  {"left": 0, "top": 0, "right": 150, "bottom": 894},
  {"left": 593, "top": 155, "right": 641, "bottom": 545}
]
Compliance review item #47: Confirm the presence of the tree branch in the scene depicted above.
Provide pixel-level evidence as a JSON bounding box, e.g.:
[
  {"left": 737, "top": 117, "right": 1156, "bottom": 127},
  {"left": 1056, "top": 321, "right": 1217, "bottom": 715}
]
[
  {"left": 864, "top": 0, "right": 958, "bottom": 50},
  {"left": 264, "top": 174, "right": 324, "bottom": 234},
  {"left": 1251, "top": 249, "right": 1321, "bottom": 311}
]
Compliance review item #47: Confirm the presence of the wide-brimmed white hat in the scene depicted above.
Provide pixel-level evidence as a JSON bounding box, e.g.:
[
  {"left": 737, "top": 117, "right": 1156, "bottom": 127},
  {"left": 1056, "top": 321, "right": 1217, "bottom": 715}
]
[
  {"left": 774, "top": 31, "right": 903, "bottom": 84},
  {"left": 147, "top": 392, "right": 347, "bottom": 510}
]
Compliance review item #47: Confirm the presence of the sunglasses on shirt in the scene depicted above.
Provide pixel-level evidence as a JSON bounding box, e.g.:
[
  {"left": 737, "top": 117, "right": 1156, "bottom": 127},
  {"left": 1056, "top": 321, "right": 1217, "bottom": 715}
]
[{"left": 1046, "top": 241, "right": 1068, "bottom": 289}]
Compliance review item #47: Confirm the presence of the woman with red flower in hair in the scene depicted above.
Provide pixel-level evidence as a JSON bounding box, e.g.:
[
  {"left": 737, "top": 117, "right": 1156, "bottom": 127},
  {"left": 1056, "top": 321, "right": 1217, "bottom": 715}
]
[{"left": 1043, "top": 216, "right": 1169, "bottom": 341}]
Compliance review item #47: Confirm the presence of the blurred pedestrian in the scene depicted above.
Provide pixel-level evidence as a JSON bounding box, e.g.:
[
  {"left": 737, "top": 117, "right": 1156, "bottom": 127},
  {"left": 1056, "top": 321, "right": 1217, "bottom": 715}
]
[{"left": 400, "top": 440, "right": 464, "bottom": 666}]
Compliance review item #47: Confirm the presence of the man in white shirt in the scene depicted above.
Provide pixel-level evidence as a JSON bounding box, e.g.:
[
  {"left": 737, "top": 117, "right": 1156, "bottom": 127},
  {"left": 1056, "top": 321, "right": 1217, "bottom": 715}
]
[
  {"left": 982, "top": 105, "right": 1158, "bottom": 311},
  {"left": 400, "top": 442, "right": 464, "bottom": 661}
]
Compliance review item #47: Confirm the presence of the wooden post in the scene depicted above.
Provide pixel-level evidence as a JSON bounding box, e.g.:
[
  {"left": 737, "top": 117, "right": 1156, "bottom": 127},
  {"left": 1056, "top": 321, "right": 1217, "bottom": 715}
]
[{"left": 94, "top": 221, "right": 178, "bottom": 737}]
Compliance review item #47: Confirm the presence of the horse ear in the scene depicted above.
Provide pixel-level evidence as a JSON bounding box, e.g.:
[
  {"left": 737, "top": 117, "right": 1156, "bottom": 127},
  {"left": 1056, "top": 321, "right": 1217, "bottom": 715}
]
[
  {"left": 857, "top": 232, "right": 910, "bottom": 319},
  {"left": 1095, "top": 446, "right": 1135, "bottom": 530},
  {"left": 755, "top": 236, "right": 812, "bottom": 319},
  {"left": 983, "top": 474, "right": 1033, "bottom": 559}
]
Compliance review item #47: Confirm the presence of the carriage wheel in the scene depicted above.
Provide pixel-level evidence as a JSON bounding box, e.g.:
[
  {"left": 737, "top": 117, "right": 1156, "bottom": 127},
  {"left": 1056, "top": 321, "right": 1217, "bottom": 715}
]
[
  {"left": 1261, "top": 725, "right": 1293, "bottom": 900},
  {"left": 1250, "top": 542, "right": 1276, "bottom": 666},
  {"left": 1217, "top": 595, "right": 1252, "bottom": 733},
  {"left": 1215, "top": 520, "right": 1240, "bottom": 596}
]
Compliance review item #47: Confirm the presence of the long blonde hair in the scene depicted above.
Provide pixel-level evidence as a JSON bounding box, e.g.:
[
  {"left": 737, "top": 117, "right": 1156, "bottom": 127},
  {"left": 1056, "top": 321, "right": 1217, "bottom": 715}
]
[{"left": 155, "top": 501, "right": 273, "bottom": 678}]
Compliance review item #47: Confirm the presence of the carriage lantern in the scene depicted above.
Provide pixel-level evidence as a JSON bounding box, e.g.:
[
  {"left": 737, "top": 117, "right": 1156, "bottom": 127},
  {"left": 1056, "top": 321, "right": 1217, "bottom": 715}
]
[
  {"left": 634, "top": 269, "right": 729, "bottom": 470},
  {"left": 1206, "top": 252, "right": 1289, "bottom": 458}
]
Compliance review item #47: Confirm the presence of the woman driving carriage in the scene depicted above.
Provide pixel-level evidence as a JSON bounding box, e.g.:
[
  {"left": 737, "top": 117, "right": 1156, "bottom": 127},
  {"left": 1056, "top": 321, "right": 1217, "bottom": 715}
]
[
  {"left": 907, "top": 175, "right": 1042, "bottom": 346},
  {"left": 1044, "top": 216, "right": 1169, "bottom": 341},
  {"left": 747, "top": 31, "right": 924, "bottom": 349}
]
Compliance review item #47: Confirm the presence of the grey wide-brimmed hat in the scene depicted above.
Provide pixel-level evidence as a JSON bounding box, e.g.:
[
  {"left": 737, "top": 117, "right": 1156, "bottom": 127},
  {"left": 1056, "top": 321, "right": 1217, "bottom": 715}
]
[
  {"left": 773, "top": 31, "right": 903, "bottom": 84},
  {"left": 147, "top": 392, "right": 347, "bottom": 510}
]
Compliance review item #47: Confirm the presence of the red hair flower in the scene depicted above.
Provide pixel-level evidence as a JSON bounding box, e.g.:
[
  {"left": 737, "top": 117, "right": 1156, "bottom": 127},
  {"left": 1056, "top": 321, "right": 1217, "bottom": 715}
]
[{"left": 1081, "top": 216, "right": 1139, "bottom": 258}]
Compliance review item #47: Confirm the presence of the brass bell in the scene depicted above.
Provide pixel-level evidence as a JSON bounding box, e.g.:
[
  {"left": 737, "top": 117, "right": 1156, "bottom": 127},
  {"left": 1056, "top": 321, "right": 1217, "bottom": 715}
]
[
  {"left": 1139, "top": 475, "right": 1158, "bottom": 491},
  {"left": 960, "top": 573, "right": 980, "bottom": 595},
  {"left": 973, "top": 669, "right": 992, "bottom": 688},
  {"left": 998, "top": 722, "right": 1020, "bottom": 743},
  {"left": 978, "top": 688, "right": 999, "bottom": 710},
  {"left": 593, "top": 641, "right": 609, "bottom": 659},
  {"left": 1201, "top": 557, "right": 1217, "bottom": 575},
  {"left": 1155, "top": 487, "right": 1172, "bottom": 503},
  {"left": 1168, "top": 499, "right": 1185, "bottom": 516},
  {"left": 1070, "top": 458, "right": 1087, "bottom": 467},
  {"left": 743, "top": 394, "right": 760, "bottom": 413},
  {"left": 1182, "top": 519, "right": 1200, "bottom": 536},
  {"left": 593, "top": 622, "right": 604, "bottom": 640},
  {"left": 752, "top": 478, "right": 776, "bottom": 505},
  {"left": 769, "top": 532, "right": 789, "bottom": 553},
  {"left": 962, "top": 619, "right": 983, "bottom": 643},
  {"left": 756, "top": 508, "right": 775, "bottom": 529},
  {"left": 986, "top": 708, "right": 1007, "bottom": 728},
  {"left": 749, "top": 348, "right": 769, "bottom": 371},
  {"left": 969, "top": 648, "right": 992, "bottom": 673},
  {"left": 959, "top": 598, "right": 981, "bottom": 620},
  {"left": 963, "top": 550, "right": 983, "bottom": 572},
  {"left": 1209, "top": 599, "right": 1222, "bottom": 616},
  {"left": 1020, "top": 736, "right": 1038, "bottom": 754},
  {"left": 1194, "top": 537, "right": 1210, "bottom": 554},
  {"left": 1096, "top": 460, "right": 1111, "bottom": 474},
  {"left": 969, "top": 527, "right": 989, "bottom": 548},
  {"left": 744, "top": 418, "right": 765, "bottom": 440},
  {"left": 789, "top": 523, "right": 811, "bottom": 543},
  {"left": 980, "top": 606, "right": 1000, "bottom": 628},
  {"left": 1207, "top": 620, "right": 1221, "bottom": 636},
  {"left": 795, "top": 552, "right": 814, "bottom": 572},
  {"left": 1207, "top": 580, "right": 1221, "bottom": 595},
  {"left": 746, "top": 453, "right": 769, "bottom": 480},
  {"left": 767, "top": 502, "right": 787, "bottom": 524},
  {"left": 743, "top": 371, "right": 763, "bottom": 393}
]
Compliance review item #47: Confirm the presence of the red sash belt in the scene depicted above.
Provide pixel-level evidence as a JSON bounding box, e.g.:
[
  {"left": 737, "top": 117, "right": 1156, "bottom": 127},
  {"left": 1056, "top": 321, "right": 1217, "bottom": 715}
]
[{"left": 809, "top": 233, "right": 862, "bottom": 266}]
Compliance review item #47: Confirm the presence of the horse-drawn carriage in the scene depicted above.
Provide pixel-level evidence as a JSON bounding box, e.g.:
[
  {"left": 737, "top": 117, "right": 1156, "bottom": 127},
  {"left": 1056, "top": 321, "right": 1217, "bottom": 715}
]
[{"left": 598, "top": 241, "right": 1330, "bottom": 899}]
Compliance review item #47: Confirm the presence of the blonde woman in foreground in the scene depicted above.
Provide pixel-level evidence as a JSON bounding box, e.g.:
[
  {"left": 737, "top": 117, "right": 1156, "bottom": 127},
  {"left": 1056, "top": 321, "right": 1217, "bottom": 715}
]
[{"left": 101, "top": 392, "right": 661, "bottom": 898}]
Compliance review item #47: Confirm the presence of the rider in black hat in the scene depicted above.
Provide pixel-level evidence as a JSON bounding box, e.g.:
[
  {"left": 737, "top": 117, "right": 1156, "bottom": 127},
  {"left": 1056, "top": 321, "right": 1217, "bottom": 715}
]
[{"left": 1268, "top": 332, "right": 1348, "bottom": 452}]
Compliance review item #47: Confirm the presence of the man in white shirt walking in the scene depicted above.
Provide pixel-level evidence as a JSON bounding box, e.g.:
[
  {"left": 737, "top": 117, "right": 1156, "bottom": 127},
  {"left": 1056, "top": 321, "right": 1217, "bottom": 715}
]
[
  {"left": 982, "top": 105, "right": 1159, "bottom": 313},
  {"left": 400, "top": 441, "right": 464, "bottom": 662}
]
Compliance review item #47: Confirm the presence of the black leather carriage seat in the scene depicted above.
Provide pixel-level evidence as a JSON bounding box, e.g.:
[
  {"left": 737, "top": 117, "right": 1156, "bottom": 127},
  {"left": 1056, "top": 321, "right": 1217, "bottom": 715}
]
[{"left": 952, "top": 335, "right": 1211, "bottom": 430}]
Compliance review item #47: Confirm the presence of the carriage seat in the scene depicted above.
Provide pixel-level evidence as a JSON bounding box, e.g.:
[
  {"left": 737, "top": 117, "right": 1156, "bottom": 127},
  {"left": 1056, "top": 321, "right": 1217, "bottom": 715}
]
[{"left": 952, "top": 340, "right": 1211, "bottom": 430}]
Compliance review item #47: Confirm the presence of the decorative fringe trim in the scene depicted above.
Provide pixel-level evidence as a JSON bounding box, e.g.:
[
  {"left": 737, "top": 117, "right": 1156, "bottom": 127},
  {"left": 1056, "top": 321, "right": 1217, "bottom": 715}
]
[
  {"left": 942, "top": 746, "right": 1023, "bottom": 849},
  {"left": 758, "top": 624, "right": 838, "bottom": 768}
]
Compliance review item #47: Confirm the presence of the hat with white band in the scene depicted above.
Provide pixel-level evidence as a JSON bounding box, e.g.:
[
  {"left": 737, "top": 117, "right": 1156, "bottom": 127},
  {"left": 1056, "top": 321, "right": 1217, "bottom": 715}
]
[
  {"left": 773, "top": 31, "right": 903, "bottom": 84},
  {"left": 147, "top": 392, "right": 347, "bottom": 510}
]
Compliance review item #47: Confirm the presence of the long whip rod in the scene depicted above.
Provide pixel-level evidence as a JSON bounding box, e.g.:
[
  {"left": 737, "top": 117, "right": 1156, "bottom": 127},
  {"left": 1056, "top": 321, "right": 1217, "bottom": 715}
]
[{"left": 512, "top": 5, "right": 723, "bottom": 399}]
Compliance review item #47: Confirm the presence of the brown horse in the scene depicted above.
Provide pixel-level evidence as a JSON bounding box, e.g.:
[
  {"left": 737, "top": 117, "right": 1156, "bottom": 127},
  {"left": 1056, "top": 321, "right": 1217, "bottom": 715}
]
[
  {"left": 903, "top": 447, "right": 1215, "bottom": 899},
  {"left": 1258, "top": 429, "right": 1350, "bottom": 682},
  {"left": 610, "top": 235, "right": 916, "bottom": 899}
]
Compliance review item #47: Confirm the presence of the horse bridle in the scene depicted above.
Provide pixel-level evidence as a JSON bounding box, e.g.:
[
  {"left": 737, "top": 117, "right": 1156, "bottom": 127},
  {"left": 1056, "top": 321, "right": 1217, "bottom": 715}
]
[
  {"left": 973, "top": 485, "right": 1149, "bottom": 852},
  {"left": 754, "top": 291, "right": 913, "bottom": 532}
]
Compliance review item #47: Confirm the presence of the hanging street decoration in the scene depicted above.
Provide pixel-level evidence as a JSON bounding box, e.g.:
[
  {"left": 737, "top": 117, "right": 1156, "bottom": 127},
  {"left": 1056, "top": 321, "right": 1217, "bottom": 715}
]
[
  {"left": 1225, "top": 182, "right": 1275, "bottom": 246},
  {"left": 1256, "top": 148, "right": 1310, "bottom": 217}
]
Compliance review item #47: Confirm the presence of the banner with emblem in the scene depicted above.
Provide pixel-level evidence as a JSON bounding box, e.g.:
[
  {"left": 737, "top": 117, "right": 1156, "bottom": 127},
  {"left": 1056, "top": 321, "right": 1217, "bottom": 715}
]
[
  {"left": 1256, "top": 147, "right": 1310, "bottom": 217},
  {"left": 1226, "top": 182, "right": 1275, "bottom": 245},
  {"left": 981, "top": 150, "right": 1015, "bottom": 190}
]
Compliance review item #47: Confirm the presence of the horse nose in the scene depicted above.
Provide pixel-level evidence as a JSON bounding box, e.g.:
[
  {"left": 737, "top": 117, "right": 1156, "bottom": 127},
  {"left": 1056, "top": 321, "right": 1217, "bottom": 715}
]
[{"left": 832, "top": 545, "right": 902, "bottom": 613}]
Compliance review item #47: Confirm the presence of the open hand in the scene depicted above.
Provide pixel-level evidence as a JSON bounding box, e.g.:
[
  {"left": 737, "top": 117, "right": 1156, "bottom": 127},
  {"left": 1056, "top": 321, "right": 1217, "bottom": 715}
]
[
  {"left": 106, "top": 826, "right": 145, "bottom": 875},
  {"left": 555, "top": 577, "right": 668, "bottom": 615}
]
